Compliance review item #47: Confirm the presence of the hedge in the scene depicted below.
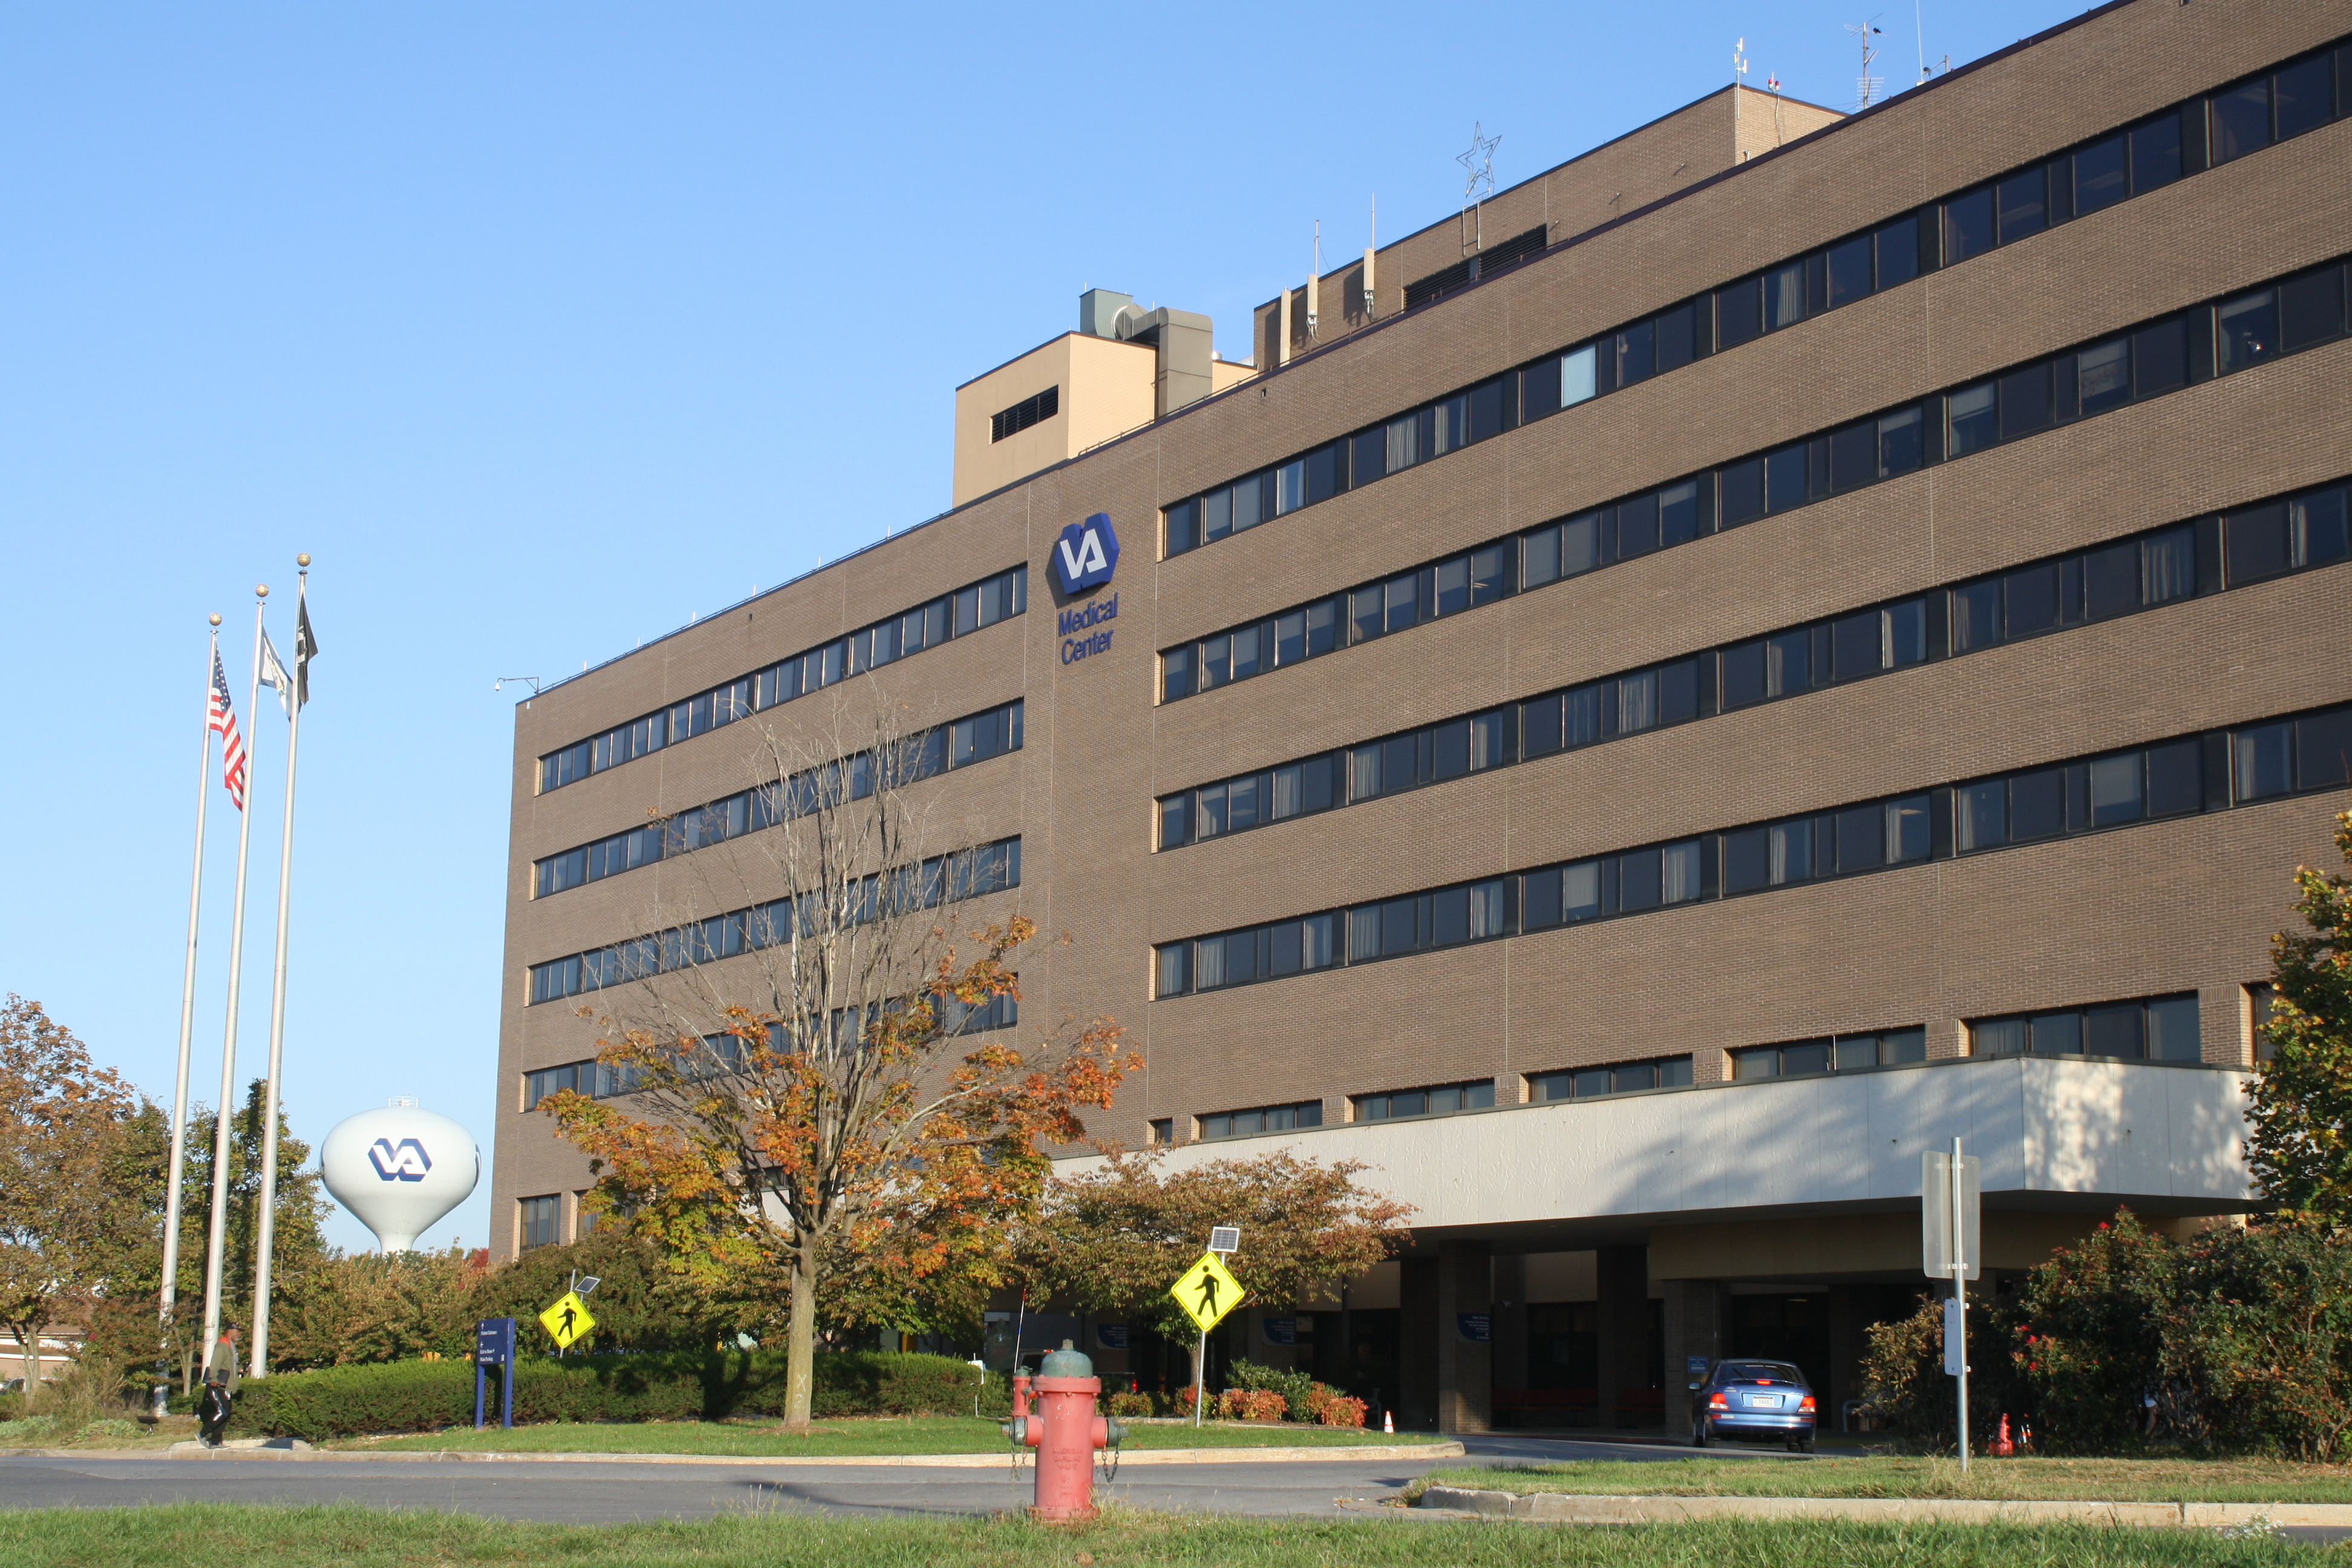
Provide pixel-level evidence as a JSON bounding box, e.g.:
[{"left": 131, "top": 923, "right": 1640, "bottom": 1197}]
[{"left": 175, "top": 1350, "right": 1004, "bottom": 1440}]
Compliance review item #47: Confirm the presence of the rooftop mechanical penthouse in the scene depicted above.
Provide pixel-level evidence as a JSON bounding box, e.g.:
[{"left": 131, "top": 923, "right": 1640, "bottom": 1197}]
[{"left": 497, "top": 0, "right": 2352, "bottom": 1436}]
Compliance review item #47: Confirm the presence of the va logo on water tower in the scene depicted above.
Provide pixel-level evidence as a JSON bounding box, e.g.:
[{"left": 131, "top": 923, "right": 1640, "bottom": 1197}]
[
  {"left": 1051, "top": 512, "right": 1119, "bottom": 596},
  {"left": 368, "top": 1137, "right": 433, "bottom": 1182}
]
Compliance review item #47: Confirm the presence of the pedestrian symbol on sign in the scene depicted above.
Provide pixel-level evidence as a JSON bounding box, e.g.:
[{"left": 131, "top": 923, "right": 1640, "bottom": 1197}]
[{"left": 1169, "top": 1252, "right": 1243, "bottom": 1333}]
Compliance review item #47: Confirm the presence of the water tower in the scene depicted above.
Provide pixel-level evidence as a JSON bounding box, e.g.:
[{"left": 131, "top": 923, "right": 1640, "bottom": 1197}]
[{"left": 319, "top": 1098, "right": 480, "bottom": 1252}]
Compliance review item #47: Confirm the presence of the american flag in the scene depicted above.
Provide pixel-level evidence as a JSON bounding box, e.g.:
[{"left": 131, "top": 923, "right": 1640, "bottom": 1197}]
[{"left": 209, "top": 649, "right": 247, "bottom": 811}]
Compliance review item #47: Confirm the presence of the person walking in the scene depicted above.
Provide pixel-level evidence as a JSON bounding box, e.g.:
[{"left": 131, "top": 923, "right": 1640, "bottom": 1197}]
[{"left": 197, "top": 1327, "right": 240, "bottom": 1446}]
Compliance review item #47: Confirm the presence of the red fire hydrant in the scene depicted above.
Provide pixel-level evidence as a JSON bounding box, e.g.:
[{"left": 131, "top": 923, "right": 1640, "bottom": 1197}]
[{"left": 1004, "top": 1340, "right": 1123, "bottom": 1520}]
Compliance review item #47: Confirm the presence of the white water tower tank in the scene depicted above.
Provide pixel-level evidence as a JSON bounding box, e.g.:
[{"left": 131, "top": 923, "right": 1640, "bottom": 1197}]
[{"left": 319, "top": 1099, "right": 480, "bottom": 1252}]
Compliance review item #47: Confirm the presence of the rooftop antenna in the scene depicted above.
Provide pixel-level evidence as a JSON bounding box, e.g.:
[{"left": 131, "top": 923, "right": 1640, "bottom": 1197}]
[
  {"left": 1457, "top": 122, "right": 1500, "bottom": 254},
  {"left": 1766, "top": 70, "right": 1786, "bottom": 144},
  {"left": 1307, "top": 220, "right": 1321, "bottom": 339},
  {"left": 1847, "top": 16, "right": 1886, "bottom": 109},
  {"left": 1913, "top": 0, "right": 1928, "bottom": 83},
  {"left": 1362, "top": 195, "right": 1376, "bottom": 319}
]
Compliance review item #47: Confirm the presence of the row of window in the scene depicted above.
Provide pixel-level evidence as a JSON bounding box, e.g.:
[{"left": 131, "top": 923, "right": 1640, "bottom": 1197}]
[
  {"left": 538, "top": 567, "right": 1028, "bottom": 794},
  {"left": 1529, "top": 1054, "right": 1694, "bottom": 1102},
  {"left": 1160, "top": 35, "right": 2352, "bottom": 562},
  {"left": 1161, "top": 253, "right": 2352, "bottom": 708},
  {"left": 535, "top": 701, "right": 1024, "bottom": 897},
  {"left": 1730, "top": 1030, "right": 1929, "bottom": 1079},
  {"left": 1155, "top": 477, "right": 2351, "bottom": 850},
  {"left": 527, "top": 837, "right": 1022, "bottom": 1004},
  {"left": 1151, "top": 991, "right": 2212, "bottom": 1145},
  {"left": 1973, "top": 993, "right": 2202, "bottom": 1063},
  {"left": 519, "top": 990, "right": 1022, "bottom": 1113},
  {"left": 1151, "top": 702, "right": 2352, "bottom": 999}
]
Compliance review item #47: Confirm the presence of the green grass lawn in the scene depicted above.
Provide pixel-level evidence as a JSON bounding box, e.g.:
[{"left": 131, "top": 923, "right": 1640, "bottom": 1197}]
[
  {"left": 1419, "top": 1454, "right": 2352, "bottom": 1504},
  {"left": 338, "top": 1415, "right": 1451, "bottom": 1457},
  {"left": 0, "top": 1501, "right": 2325, "bottom": 1568}
]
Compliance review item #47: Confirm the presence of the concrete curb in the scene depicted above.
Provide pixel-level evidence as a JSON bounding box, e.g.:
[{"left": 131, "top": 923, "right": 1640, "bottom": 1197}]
[
  {"left": 1417, "top": 1486, "right": 2352, "bottom": 1529},
  {"left": 5, "top": 1440, "right": 1463, "bottom": 1469}
]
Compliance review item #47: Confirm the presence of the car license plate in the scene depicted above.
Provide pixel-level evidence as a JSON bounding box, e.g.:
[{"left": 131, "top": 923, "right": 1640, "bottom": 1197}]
[{"left": 1743, "top": 1394, "right": 1779, "bottom": 1409}]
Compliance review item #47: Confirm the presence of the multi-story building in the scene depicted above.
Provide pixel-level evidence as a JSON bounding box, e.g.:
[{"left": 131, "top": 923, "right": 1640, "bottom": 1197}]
[{"left": 493, "top": 0, "right": 2352, "bottom": 1435}]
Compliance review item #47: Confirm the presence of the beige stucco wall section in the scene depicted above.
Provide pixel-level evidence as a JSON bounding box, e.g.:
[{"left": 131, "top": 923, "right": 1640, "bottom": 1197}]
[
  {"left": 952, "top": 332, "right": 1154, "bottom": 506},
  {"left": 1733, "top": 83, "right": 1847, "bottom": 163}
]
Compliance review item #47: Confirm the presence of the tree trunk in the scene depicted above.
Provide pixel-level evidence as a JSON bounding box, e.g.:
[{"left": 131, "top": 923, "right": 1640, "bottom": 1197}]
[
  {"left": 783, "top": 1231, "right": 820, "bottom": 1431},
  {"left": 9, "top": 1318, "right": 39, "bottom": 1409}
]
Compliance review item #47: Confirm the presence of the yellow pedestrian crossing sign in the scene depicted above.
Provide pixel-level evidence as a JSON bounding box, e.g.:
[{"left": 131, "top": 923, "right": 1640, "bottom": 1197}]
[
  {"left": 538, "top": 1291, "right": 596, "bottom": 1350},
  {"left": 1171, "top": 1251, "right": 1244, "bottom": 1332}
]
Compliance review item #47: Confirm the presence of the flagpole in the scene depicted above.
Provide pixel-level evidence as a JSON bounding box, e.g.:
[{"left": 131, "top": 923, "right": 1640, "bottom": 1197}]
[
  {"left": 250, "top": 557, "right": 310, "bottom": 1379},
  {"left": 157, "top": 613, "right": 224, "bottom": 1413},
  {"left": 200, "top": 586, "right": 269, "bottom": 1356}
]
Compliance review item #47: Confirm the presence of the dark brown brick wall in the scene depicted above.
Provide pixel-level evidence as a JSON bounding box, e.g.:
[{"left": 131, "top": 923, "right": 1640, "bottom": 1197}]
[{"left": 490, "top": 0, "right": 2351, "bottom": 1256}]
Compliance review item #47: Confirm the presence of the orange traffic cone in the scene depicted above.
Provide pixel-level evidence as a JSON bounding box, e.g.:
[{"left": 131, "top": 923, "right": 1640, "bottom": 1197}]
[
  {"left": 1383, "top": 1410, "right": 1394, "bottom": 1434},
  {"left": 1990, "top": 1414, "right": 2015, "bottom": 1457}
]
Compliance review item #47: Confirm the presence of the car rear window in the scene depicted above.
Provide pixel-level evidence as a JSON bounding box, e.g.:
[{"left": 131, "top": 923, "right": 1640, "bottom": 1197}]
[{"left": 1719, "top": 1362, "right": 1804, "bottom": 1383}]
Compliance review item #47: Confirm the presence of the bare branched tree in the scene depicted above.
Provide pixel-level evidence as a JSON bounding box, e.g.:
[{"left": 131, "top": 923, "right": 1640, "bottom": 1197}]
[{"left": 544, "top": 691, "right": 1136, "bottom": 1428}]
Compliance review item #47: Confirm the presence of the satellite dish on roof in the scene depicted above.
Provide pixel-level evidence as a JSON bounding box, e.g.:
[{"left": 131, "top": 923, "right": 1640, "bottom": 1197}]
[{"left": 320, "top": 1100, "right": 480, "bottom": 1252}]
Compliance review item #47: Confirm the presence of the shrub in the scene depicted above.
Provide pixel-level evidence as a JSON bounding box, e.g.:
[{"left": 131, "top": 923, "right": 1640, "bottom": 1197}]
[
  {"left": 1310, "top": 1391, "right": 1367, "bottom": 1428},
  {"left": 2162, "top": 1221, "right": 2352, "bottom": 1460},
  {"left": 1102, "top": 1390, "right": 1154, "bottom": 1418},
  {"left": 2011, "top": 1213, "right": 2175, "bottom": 1452},
  {"left": 186, "top": 1348, "right": 1002, "bottom": 1439},
  {"left": 79, "top": 1419, "right": 139, "bottom": 1441},
  {"left": 1860, "top": 1290, "right": 2024, "bottom": 1451},
  {"left": 0, "top": 1415, "right": 62, "bottom": 1442},
  {"left": 1226, "top": 1358, "right": 1319, "bottom": 1422},
  {"left": 1215, "top": 1387, "right": 1287, "bottom": 1422}
]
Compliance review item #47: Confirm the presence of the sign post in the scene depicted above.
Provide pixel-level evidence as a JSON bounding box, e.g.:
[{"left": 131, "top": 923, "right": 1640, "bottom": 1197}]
[
  {"left": 1172, "top": 1227, "right": 1244, "bottom": 1428},
  {"left": 474, "top": 1317, "right": 515, "bottom": 1430},
  {"left": 1922, "top": 1139, "right": 1981, "bottom": 1471}
]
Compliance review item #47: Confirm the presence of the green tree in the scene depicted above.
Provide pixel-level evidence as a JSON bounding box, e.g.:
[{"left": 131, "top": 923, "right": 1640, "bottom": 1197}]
[
  {"left": 2247, "top": 810, "right": 2352, "bottom": 1220},
  {"left": 1016, "top": 1150, "right": 1414, "bottom": 1393},
  {"left": 267, "top": 1249, "right": 481, "bottom": 1370},
  {"left": 0, "top": 996, "right": 151, "bottom": 1403},
  {"left": 469, "top": 1228, "right": 734, "bottom": 1354}
]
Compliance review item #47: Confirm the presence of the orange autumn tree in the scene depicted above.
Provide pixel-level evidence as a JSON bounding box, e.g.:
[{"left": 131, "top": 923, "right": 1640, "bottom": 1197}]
[{"left": 541, "top": 699, "right": 1135, "bottom": 1429}]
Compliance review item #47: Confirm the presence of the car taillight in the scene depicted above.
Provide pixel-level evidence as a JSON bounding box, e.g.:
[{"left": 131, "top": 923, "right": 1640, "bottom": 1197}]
[
  {"left": 1799, "top": 1394, "right": 1817, "bottom": 1411},
  {"left": 1708, "top": 1393, "right": 1728, "bottom": 1409}
]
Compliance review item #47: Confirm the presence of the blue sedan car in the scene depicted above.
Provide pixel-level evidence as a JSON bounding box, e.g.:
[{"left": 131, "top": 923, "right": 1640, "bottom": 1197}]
[{"left": 1692, "top": 1359, "right": 1817, "bottom": 1451}]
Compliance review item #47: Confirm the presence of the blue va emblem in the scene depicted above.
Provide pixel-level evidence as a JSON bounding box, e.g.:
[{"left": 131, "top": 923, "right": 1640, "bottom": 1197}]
[
  {"left": 1051, "top": 513, "right": 1119, "bottom": 596},
  {"left": 369, "top": 1137, "right": 433, "bottom": 1182}
]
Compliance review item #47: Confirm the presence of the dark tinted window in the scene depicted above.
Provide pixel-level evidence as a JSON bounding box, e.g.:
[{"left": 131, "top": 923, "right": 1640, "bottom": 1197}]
[
  {"left": 2218, "top": 289, "right": 2279, "bottom": 371},
  {"left": 2275, "top": 53, "right": 2336, "bottom": 139},
  {"left": 1875, "top": 215, "right": 1921, "bottom": 289},
  {"left": 1826, "top": 235, "right": 1872, "bottom": 307},
  {"left": 2279, "top": 266, "right": 2347, "bottom": 352},
  {"left": 1716, "top": 277, "right": 1763, "bottom": 348},
  {"left": 1943, "top": 187, "right": 1994, "bottom": 263},
  {"left": 1996, "top": 166, "right": 2047, "bottom": 242},
  {"left": 2226, "top": 502, "right": 2292, "bottom": 583},
  {"left": 2210, "top": 79, "right": 2273, "bottom": 163},
  {"left": 2129, "top": 113, "right": 2183, "bottom": 191},
  {"left": 2074, "top": 134, "right": 2128, "bottom": 214}
]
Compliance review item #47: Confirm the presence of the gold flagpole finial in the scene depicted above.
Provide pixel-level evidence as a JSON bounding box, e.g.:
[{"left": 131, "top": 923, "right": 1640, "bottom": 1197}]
[
  {"left": 296, "top": 553, "right": 310, "bottom": 570},
  {"left": 209, "top": 613, "right": 222, "bottom": 627},
  {"left": 256, "top": 584, "right": 269, "bottom": 599}
]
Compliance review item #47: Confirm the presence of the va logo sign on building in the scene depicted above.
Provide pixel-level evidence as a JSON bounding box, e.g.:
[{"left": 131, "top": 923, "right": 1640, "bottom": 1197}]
[
  {"left": 1051, "top": 512, "right": 1119, "bottom": 596},
  {"left": 368, "top": 1137, "right": 433, "bottom": 1182}
]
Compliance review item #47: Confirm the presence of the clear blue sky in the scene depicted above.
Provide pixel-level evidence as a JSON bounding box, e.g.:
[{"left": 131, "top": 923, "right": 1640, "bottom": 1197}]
[{"left": 1, "top": 0, "right": 2083, "bottom": 1255}]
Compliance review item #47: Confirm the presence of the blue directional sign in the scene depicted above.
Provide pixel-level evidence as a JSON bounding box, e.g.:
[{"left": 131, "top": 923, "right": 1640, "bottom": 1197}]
[{"left": 474, "top": 1316, "right": 516, "bottom": 1429}]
